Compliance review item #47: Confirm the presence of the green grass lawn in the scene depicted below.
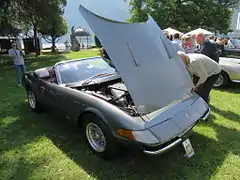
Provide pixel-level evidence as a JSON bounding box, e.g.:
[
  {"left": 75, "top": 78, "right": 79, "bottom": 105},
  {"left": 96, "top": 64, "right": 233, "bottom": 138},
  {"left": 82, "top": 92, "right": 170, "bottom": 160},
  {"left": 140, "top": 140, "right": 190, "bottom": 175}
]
[{"left": 0, "top": 50, "right": 240, "bottom": 180}]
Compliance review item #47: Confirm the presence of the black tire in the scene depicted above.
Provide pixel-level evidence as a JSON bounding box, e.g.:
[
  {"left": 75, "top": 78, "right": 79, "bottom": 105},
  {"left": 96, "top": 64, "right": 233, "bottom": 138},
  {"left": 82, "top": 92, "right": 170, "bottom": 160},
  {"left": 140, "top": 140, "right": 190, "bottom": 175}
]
[
  {"left": 213, "top": 71, "right": 229, "bottom": 88},
  {"left": 83, "top": 113, "right": 121, "bottom": 160},
  {"left": 27, "top": 89, "right": 43, "bottom": 113}
]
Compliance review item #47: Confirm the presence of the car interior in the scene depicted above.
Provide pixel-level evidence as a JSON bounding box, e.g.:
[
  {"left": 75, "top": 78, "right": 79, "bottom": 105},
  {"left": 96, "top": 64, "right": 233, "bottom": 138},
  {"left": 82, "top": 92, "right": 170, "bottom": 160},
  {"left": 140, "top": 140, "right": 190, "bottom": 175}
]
[{"left": 34, "top": 67, "right": 57, "bottom": 84}]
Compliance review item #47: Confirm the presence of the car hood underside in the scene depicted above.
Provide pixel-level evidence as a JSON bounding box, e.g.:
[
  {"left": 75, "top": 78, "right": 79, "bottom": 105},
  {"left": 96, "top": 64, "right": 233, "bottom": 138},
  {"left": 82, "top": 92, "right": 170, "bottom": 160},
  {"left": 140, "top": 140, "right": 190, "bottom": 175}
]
[{"left": 79, "top": 5, "right": 194, "bottom": 114}]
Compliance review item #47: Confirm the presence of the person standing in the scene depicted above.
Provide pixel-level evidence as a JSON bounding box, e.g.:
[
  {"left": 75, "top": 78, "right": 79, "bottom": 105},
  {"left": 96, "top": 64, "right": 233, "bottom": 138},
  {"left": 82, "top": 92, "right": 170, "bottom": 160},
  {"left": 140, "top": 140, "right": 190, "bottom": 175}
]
[
  {"left": 8, "top": 42, "right": 26, "bottom": 87},
  {"left": 182, "top": 35, "right": 196, "bottom": 53},
  {"left": 215, "top": 37, "right": 225, "bottom": 56},
  {"left": 100, "top": 47, "right": 116, "bottom": 69},
  {"left": 172, "top": 33, "right": 186, "bottom": 52},
  {"left": 195, "top": 33, "right": 220, "bottom": 63},
  {"left": 64, "top": 40, "right": 71, "bottom": 52},
  {"left": 177, "top": 51, "right": 221, "bottom": 104},
  {"left": 209, "top": 35, "right": 215, "bottom": 43}
]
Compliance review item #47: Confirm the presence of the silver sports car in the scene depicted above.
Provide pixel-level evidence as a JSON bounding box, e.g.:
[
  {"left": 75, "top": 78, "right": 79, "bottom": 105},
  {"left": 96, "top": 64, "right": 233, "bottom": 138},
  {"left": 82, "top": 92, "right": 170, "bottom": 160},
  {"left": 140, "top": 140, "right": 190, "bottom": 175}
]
[
  {"left": 23, "top": 6, "right": 210, "bottom": 160},
  {"left": 23, "top": 56, "right": 210, "bottom": 160},
  {"left": 214, "top": 57, "right": 240, "bottom": 88}
]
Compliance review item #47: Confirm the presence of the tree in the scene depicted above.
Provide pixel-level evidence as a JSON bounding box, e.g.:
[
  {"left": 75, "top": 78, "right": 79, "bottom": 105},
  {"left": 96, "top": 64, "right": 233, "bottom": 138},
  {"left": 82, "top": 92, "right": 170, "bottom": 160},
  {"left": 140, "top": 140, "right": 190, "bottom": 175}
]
[
  {"left": 39, "top": 16, "right": 68, "bottom": 53},
  {"left": 129, "top": 0, "right": 148, "bottom": 22},
  {"left": 0, "top": 0, "right": 23, "bottom": 36},
  {"left": 129, "top": 0, "right": 239, "bottom": 33},
  {"left": 19, "top": 0, "right": 67, "bottom": 55}
]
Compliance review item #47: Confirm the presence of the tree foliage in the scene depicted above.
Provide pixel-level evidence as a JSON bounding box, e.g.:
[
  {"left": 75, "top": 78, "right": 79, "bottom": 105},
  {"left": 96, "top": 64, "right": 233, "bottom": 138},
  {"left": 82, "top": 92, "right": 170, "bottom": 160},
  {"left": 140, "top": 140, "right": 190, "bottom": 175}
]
[
  {"left": 129, "top": 0, "right": 239, "bottom": 33},
  {"left": 39, "top": 15, "right": 68, "bottom": 52},
  {"left": 0, "top": 0, "right": 67, "bottom": 55},
  {"left": 0, "top": 0, "right": 22, "bottom": 36},
  {"left": 19, "top": 0, "right": 67, "bottom": 55}
]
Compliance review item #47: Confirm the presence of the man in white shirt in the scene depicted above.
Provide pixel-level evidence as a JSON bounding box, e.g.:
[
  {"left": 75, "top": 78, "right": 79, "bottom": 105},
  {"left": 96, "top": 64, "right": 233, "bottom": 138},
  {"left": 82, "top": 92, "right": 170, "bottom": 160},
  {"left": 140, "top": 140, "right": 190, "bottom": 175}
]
[
  {"left": 177, "top": 51, "right": 221, "bottom": 104},
  {"left": 8, "top": 42, "right": 26, "bottom": 87}
]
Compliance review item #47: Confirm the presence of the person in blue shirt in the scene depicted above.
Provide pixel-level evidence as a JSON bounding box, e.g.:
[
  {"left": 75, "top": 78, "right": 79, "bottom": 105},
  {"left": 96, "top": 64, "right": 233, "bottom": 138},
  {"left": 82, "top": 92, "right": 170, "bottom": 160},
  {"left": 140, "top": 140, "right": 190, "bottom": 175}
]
[
  {"left": 171, "top": 33, "right": 186, "bottom": 52},
  {"left": 8, "top": 42, "right": 26, "bottom": 87}
]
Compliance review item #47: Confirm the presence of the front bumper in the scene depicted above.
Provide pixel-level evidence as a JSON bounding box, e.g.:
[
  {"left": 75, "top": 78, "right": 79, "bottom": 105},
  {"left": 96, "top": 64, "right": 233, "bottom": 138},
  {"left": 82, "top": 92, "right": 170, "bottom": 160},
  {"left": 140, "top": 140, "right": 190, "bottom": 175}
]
[
  {"left": 117, "top": 106, "right": 210, "bottom": 156},
  {"left": 142, "top": 119, "right": 195, "bottom": 155},
  {"left": 142, "top": 107, "right": 210, "bottom": 155},
  {"left": 143, "top": 138, "right": 183, "bottom": 155}
]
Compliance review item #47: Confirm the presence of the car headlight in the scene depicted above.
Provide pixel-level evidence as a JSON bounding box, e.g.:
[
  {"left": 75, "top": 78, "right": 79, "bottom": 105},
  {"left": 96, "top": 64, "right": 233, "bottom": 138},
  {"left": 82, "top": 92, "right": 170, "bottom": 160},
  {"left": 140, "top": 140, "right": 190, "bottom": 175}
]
[{"left": 116, "top": 129, "right": 159, "bottom": 144}]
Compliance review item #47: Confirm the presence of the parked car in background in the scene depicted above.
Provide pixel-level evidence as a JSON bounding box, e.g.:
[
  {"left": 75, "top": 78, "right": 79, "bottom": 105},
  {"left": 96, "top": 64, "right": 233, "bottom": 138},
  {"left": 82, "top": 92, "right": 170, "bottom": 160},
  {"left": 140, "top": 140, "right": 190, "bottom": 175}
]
[
  {"left": 222, "top": 38, "right": 240, "bottom": 57},
  {"left": 214, "top": 57, "right": 240, "bottom": 87}
]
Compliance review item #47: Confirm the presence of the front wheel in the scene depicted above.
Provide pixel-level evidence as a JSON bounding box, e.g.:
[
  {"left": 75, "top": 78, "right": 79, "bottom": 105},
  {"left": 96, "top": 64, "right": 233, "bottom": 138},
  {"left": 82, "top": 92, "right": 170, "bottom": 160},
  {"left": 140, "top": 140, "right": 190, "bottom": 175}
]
[
  {"left": 213, "top": 72, "right": 229, "bottom": 88},
  {"left": 83, "top": 113, "right": 122, "bottom": 160},
  {"left": 27, "top": 89, "right": 43, "bottom": 113}
]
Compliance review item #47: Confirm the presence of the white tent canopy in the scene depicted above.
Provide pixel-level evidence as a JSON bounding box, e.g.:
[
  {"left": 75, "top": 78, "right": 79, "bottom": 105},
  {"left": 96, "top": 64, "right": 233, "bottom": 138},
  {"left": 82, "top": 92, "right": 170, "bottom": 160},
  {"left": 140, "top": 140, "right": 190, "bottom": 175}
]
[
  {"left": 186, "top": 28, "right": 214, "bottom": 35},
  {"left": 163, "top": 28, "right": 183, "bottom": 35}
]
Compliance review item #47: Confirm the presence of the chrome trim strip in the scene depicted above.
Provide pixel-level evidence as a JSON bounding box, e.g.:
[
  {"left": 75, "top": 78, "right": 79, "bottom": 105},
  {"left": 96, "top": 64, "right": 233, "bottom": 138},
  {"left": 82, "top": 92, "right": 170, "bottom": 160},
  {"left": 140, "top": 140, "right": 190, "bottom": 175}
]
[
  {"left": 200, "top": 107, "right": 211, "bottom": 121},
  {"left": 231, "top": 80, "right": 240, "bottom": 83},
  {"left": 143, "top": 138, "right": 182, "bottom": 155}
]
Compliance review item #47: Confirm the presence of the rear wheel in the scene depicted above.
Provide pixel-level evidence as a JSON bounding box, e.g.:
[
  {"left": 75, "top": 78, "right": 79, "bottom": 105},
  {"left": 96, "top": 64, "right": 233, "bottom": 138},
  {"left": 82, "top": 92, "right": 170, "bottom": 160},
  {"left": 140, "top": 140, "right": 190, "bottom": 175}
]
[
  {"left": 83, "top": 113, "right": 121, "bottom": 159},
  {"left": 27, "top": 89, "right": 43, "bottom": 113},
  {"left": 213, "top": 71, "right": 229, "bottom": 88}
]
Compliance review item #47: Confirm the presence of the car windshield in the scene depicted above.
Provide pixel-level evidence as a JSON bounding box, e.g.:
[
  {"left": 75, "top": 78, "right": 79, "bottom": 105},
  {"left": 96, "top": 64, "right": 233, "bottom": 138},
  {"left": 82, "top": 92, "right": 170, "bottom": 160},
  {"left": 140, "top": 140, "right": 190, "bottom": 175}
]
[{"left": 56, "top": 57, "right": 117, "bottom": 84}]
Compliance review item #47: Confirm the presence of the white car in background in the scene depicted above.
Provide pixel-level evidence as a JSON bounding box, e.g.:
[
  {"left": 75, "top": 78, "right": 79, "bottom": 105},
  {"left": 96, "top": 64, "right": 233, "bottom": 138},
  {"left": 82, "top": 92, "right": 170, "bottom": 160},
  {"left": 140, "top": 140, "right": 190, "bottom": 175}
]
[{"left": 214, "top": 57, "right": 240, "bottom": 88}]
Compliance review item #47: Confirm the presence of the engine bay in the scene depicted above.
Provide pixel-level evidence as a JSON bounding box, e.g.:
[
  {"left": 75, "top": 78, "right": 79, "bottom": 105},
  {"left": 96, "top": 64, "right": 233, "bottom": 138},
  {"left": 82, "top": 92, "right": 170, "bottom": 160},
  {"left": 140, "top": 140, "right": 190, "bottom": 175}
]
[{"left": 72, "top": 79, "right": 141, "bottom": 117}]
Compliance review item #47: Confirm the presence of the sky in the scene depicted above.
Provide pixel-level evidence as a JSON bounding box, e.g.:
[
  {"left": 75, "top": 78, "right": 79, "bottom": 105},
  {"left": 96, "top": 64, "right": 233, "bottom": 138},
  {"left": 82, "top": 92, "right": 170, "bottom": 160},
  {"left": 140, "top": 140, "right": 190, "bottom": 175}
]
[{"left": 59, "top": 0, "right": 131, "bottom": 43}]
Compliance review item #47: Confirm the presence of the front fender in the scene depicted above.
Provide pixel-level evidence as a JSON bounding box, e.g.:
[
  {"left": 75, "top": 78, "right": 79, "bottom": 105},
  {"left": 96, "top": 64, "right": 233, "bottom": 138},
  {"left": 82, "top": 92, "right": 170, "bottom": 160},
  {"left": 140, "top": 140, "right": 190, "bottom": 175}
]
[
  {"left": 83, "top": 107, "right": 108, "bottom": 124},
  {"left": 220, "top": 64, "right": 240, "bottom": 80},
  {"left": 22, "top": 73, "right": 33, "bottom": 90},
  {"left": 81, "top": 102, "right": 145, "bottom": 131},
  {"left": 59, "top": 86, "right": 145, "bottom": 131}
]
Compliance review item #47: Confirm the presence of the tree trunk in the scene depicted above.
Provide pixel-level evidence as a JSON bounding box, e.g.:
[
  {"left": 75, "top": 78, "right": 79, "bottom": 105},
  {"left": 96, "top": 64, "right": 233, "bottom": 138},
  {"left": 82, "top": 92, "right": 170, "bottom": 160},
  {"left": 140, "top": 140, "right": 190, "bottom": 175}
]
[
  {"left": 51, "top": 36, "right": 56, "bottom": 53},
  {"left": 33, "top": 24, "right": 40, "bottom": 56}
]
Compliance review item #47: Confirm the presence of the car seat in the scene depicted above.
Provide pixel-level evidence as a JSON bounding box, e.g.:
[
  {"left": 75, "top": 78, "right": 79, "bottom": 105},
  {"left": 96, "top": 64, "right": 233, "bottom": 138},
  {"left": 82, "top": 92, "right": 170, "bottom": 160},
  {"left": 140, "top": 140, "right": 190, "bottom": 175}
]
[{"left": 48, "top": 68, "right": 57, "bottom": 83}]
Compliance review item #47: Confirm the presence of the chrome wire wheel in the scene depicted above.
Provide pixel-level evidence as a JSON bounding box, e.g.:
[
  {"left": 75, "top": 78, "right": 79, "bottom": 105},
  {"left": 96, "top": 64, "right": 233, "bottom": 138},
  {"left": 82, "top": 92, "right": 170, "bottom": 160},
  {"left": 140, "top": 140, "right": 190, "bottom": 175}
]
[
  {"left": 214, "top": 74, "right": 224, "bottom": 87},
  {"left": 86, "top": 123, "right": 106, "bottom": 152},
  {"left": 28, "top": 91, "right": 36, "bottom": 109}
]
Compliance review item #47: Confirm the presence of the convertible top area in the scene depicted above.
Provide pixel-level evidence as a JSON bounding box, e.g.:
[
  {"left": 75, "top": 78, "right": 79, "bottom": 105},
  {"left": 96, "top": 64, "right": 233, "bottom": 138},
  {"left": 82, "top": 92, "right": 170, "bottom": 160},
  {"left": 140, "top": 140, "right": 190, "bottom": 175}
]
[{"left": 35, "top": 67, "right": 52, "bottom": 78}]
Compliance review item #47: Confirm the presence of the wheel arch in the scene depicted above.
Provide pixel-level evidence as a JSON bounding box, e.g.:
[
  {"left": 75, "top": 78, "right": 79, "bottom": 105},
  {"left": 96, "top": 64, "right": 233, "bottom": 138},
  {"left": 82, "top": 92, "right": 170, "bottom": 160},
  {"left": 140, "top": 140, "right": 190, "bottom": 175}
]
[
  {"left": 77, "top": 107, "right": 110, "bottom": 132},
  {"left": 25, "top": 84, "right": 31, "bottom": 91},
  {"left": 214, "top": 70, "right": 230, "bottom": 88},
  {"left": 221, "top": 70, "right": 230, "bottom": 80}
]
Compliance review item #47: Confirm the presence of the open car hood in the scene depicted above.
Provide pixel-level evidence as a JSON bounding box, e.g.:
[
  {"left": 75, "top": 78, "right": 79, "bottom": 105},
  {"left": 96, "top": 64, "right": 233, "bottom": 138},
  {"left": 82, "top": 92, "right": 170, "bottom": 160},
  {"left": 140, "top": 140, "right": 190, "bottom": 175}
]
[{"left": 79, "top": 5, "right": 193, "bottom": 113}]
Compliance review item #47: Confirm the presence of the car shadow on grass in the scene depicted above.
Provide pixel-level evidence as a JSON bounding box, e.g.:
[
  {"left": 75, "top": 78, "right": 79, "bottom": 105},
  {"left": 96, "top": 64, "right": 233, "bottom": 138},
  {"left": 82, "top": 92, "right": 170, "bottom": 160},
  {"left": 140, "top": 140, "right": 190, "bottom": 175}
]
[
  {"left": 41, "top": 114, "right": 239, "bottom": 179},
  {"left": 210, "top": 105, "right": 240, "bottom": 123},
  {"left": 215, "top": 82, "right": 240, "bottom": 94},
  {"left": 1, "top": 102, "right": 239, "bottom": 180}
]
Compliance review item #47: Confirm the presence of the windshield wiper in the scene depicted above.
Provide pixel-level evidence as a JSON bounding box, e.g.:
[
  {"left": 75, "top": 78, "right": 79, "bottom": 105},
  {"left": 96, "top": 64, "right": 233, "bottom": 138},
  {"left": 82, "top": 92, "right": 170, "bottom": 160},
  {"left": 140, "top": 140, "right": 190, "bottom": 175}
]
[{"left": 81, "top": 73, "right": 117, "bottom": 86}]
